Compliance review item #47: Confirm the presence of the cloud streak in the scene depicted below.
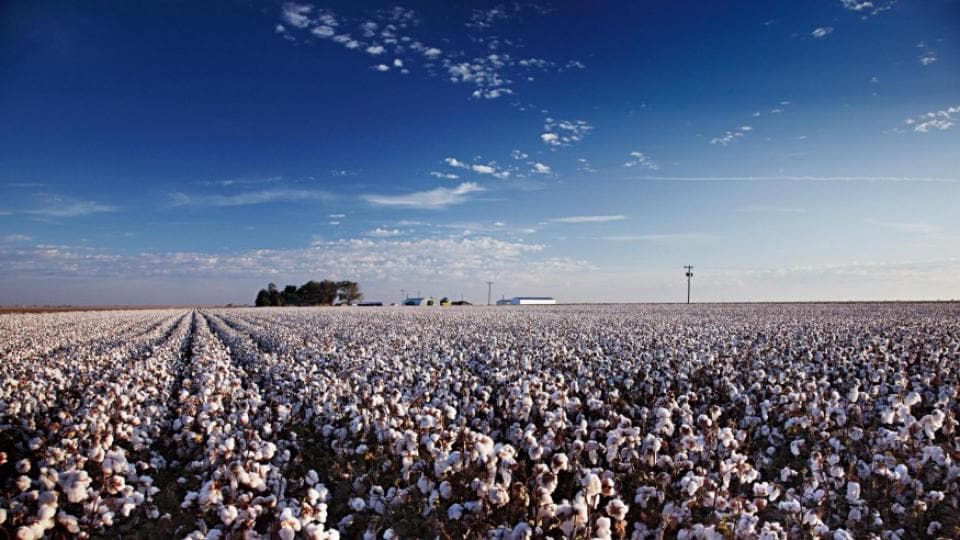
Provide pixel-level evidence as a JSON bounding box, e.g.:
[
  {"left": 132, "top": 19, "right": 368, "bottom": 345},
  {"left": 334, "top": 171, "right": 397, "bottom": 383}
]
[
  {"left": 170, "top": 189, "right": 333, "bottom": 207},
  {"left": 549, "top": 215, "right": 627, "bottom": 224},
  {"left": 363, "top": 182, "right": 484, "bottom": 209}
]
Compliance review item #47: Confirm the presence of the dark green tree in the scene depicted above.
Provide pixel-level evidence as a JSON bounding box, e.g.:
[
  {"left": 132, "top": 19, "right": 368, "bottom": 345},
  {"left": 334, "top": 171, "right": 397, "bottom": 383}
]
[
  {"left": 282, "top": 285, "right": 300, "bottom": 306},
  {"left": 255, "top": 288, "right": 270, "bottom": 307},
  {"left": 267, "top": 282, "right": 282, "bottom": 306}
]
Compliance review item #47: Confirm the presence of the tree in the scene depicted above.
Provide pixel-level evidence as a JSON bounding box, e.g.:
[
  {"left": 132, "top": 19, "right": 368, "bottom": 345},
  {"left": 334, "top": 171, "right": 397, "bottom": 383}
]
[
  {"left": 255, "top": 289, "right": 270, "bottom": 307},
  {"left": 282, "top": 285, "right": 300, "bottom": 306},
  {"left": 267, "top": 283, "right": 282, "bottom": 306},
  {"left": 337, "top": 281, "right": 363, "bottom": 304}
]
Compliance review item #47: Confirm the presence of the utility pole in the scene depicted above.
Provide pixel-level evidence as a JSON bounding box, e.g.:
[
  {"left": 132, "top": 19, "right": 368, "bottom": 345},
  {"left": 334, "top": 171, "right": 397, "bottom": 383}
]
[
  {"left": 401, "top": 289, "right": 406, "bottom": 303},
  {"left": 684, "top": 265, "right": 694, "bottom": 304},
  {"left": 486, "top": 281, "right": 493, "bottom": 306}
]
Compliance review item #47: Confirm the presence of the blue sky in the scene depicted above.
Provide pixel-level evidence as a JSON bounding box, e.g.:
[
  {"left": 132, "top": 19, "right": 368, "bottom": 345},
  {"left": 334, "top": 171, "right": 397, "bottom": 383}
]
[{"left": 1, "top": 0, "right": 958, "bottom": 304}]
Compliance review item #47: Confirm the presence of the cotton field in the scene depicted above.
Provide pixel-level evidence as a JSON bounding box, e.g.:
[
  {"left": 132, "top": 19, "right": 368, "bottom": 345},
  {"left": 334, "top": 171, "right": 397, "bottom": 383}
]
[{"left": 1, "top": 304, "right": 958, "bottom": 539}]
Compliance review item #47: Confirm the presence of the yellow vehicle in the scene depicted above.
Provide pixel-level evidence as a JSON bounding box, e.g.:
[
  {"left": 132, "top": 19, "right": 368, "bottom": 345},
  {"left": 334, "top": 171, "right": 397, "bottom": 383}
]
[{"left": 439, "top": 297, "right": 451, "bottom": 307}]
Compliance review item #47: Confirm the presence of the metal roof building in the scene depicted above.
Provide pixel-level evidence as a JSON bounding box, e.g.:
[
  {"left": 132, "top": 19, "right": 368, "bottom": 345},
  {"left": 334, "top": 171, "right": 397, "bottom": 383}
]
[{"left": 509, "top": 297, "right": 556, "bottom": 305}]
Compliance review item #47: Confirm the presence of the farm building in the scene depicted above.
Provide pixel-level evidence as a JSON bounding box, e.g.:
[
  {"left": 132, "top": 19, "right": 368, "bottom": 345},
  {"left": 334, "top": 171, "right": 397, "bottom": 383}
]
[
  {"left": 403, "top": 297, "right": 434, "bottom": 306},
  {"left": 508, "top": 297, "right": 556, "bottom": 305}
]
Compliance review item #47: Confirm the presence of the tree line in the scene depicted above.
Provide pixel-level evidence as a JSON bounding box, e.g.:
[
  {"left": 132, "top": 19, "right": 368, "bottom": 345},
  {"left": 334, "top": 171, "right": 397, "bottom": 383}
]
[{"left": 254, "top": 280, "right": 362, "bottom": 307}]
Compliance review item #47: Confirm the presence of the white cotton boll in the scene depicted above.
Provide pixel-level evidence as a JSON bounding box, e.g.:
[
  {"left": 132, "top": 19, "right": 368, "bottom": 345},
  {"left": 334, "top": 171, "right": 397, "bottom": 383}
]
[
  {"left": 0, "top": 508, "right": 6, "bottom": 525},
  {"left": 383, "top": 528, "right": 397, "bottom": 539},
  {"left": 594, "top": 516, "right": 612, "bottom": 539},
  {"left": 778, "top": 499, "right": 801, "bottom": 513},
  {"left": 16, "top": 459, "right": 30, "bottom": 474},
  {"left": 439, "top": 481, "right": 453, "bottom": 499},
  {"left": 220, "top": 505, "right": 238, "bottom": 526},
  {"left": 306, "top": 469, "right": 320, "bottom": 486},
  {"left": 846, "top": 482, "right": 861, "bottom": 504},
  {"left": 349, "top": 497, "right": 366, "bottom": 512},
  {"left": 833, "top": 529, "right": 854, "bottom": 540},
  {"left": 790, "top": 439, "right": 804, "bottom": 456},
  {"left": 447, "top": 503, "right": 464, "bottom": 520},
  {"left": 56, "top": 512, "right": 80, "bottom": 534},
  {"left": 606, "top": 498, "right": 628, "bottom": 520},
  {"left": 905, "top": 391, "right": 921, "bottom": 407},
  {"left": 488, "top": 485, "right": 510, "bottom": 507},
  {"left": 15, "top": 476, "right": 31, "bottom": 492}
]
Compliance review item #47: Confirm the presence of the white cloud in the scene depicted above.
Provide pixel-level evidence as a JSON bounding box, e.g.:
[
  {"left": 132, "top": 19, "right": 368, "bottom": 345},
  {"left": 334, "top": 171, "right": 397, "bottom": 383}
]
[
  {"left": 630, "top": 175, "right": 958, "bottom": 183},
  {"left": 549, "top": 215, "right": 627, "bottom": 224},
  {"left": 919, "top": 52, "right": 937, "bottom": 66},
  {"left": 841, "top": 0, "right": 873, "bottom": 10},
  {"left": 27, "top": 196, "right": 117, "bottom": 217},
  {"left": 532, "top": 162, "right": 551, "bottom": 174},
  {"left": 471, "top": 164, "right": 496, "bottom": 175},
  {"left": 541, "top": 118, "right": 593, "bottom": 147},
  {"left": 372, "top": 64, "right": 390, "bottom": 72},
  {"left": 281, "top": 3, "right": 313, "bottom": 29},
  {"left": 811, "top": 27, "right": 834, "bottom": 39},
  {"left": 366, "top": 44, "right": 385, "bottom": 55},
  {"left": 0, "top": 236, "right": 589, "bottom": 290},
  {"left": 904, "top": 105, "right": 959, "bottom": 133},
  {"left": 2, "top": 234, "right": 32, "bottom": 242},
  {"left": 423, "top": 47, "right": 442, "bottom": 59},
  {"left": 839, "top": 0, "right": 894, "bottom": 16},
  {"left": 623, "top": 151, "right": 659, "bottom": 170},
  {"left": 511, "top": 149, "right": 528, "bottom": 160},
  {"left": 363, "top": 182, "right": 484, "bottom": 209},
  {"left": 445, "top": 157, "right": 468, "bottom": 168},
  {"left": 430, "top": 171, "right": 459, "bottom": 180},
  {"left": 367, "top": 227, "right": 402, "bottom": 237},
  {"left": 328, "top": 213, "right": 346, "bottom": 219},
  {"left": 710, "top": 125, "right": 753, "bottom": 146},
  {"left": 576, "top": 158, "right": 597, "bottom": 174},
  {"left": 311, "top": 25, "right": 335, "bottom": 38},
  {"left": 169, "top": 189, "right": 332, "bottom": 207}
]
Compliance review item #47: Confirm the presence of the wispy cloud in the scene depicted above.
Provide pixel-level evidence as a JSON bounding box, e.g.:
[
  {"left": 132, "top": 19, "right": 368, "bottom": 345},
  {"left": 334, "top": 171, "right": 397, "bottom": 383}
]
[
  {"left": 710, "top": 125, "right": 753, "bottom": 146},
  {"left": 549, "top": 215, "right": 627, "bottom": 224},
  {"left": 0, "top": 235, "right": 589, "bottom": 286},
  {"left": 363, "top": 182, "right": 484, "bottom": 209},
  {"left": 737, "top": 205, "right": 807, "bottom": 214},
  {"left": 170, "top": 189, "right": 332, "bottom": 207},
  {"left": 623, "top": 151, "right": 659, "bottom": 170},
  {"left": 444, "top": 157, "right": 511, "bottom": 179},
  {"left": 811, "top": 27, "right": 834, "bottom": 39},
  {"left": 865, "top": 219, "right": 942, "bottom": 236},
  {"left": 632, "top": 175, "right": 958, "bottom": 183},
  {"left": 904, "top": 105, "right": 958, "bottom": 132},
  {"left": 1, "top": 234, "right": 32, "bottom": 242},
  {"left": 601, "top": 233, "right": 712, "bottom": 242},
  {"left": 27, "top": 195, "right": 117, "bottom": 218},
  {"left": 430, "top": 171, "right": 459, "bottom": 180},
  {"left": 367, "top": 227, "right": 402, "bottom": 237}
]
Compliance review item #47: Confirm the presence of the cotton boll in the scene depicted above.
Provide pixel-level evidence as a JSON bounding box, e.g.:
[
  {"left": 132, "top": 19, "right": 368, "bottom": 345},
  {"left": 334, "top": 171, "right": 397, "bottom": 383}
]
[{"left": 447, "top": 503, "right": 464, "bottom": 520}]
